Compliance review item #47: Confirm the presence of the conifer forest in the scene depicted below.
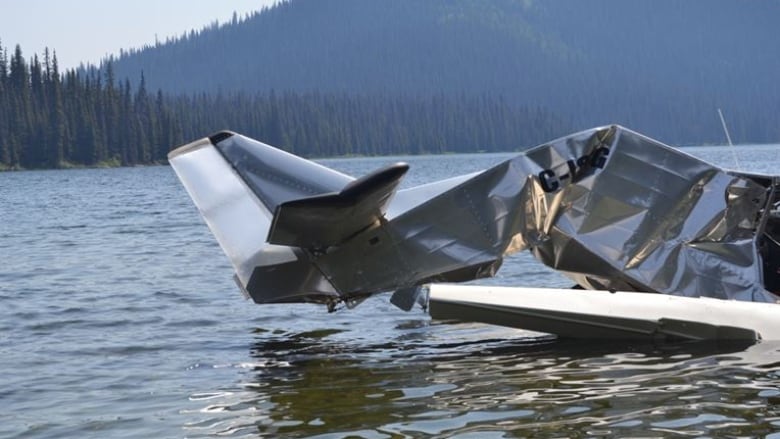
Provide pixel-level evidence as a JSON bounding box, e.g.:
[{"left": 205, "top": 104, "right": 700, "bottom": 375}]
[{"left": 2, "top": 0, "right": 779, "bottom": 170}]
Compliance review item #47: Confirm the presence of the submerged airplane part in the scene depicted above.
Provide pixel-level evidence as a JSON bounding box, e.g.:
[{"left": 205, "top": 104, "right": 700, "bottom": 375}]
[
  {"left": 428, "top": 284, "right": 780, "bottom": 341},
  {"left": 168, "top": 125, "right": 780, "bottom": 312}
]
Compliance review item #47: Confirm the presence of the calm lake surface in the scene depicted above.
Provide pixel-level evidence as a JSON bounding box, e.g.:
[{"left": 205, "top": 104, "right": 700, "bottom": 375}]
[{"left": 3, "top": 143, "right": 780, "bottom": 438}]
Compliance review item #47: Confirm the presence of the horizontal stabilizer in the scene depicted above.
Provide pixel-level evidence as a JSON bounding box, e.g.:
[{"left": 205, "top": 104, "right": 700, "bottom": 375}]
[{"left": 268, "top": 163, "right": 409, "bottom": 249}]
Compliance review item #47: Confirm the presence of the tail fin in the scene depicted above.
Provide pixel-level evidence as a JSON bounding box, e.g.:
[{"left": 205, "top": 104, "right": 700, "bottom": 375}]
[
  {"left": 207, "top": 131, "right": 352, "bottom": 210},
  {"left": 168, "top": 132, "right": 351, "bottom": 303},
  {"left": 168, "top": 132, "right": 408, "bottom": 305},
  {"left": 168, "top": 134, "right": 276, "bottom": 286}
]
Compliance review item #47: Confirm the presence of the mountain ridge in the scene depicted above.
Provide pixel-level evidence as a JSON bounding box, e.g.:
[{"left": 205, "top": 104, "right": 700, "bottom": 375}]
[{"left": 106, "top": 0, "right": 780, "bottom": 144}]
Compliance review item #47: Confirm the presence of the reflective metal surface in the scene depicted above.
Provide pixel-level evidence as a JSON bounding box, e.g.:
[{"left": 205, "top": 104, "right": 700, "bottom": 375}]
[{"left": 168, "top": 125, "right": 780, "bottom": 308}]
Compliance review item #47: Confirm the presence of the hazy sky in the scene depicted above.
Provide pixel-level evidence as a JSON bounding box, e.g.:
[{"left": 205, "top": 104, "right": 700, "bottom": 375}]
[{"left": 1, "top": 0, "right": 281, "bottom": 69}]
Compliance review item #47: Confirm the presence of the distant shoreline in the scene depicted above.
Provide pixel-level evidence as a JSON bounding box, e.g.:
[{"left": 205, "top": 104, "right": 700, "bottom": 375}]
[
  {"left": 0, "top": 159, "right": 166, "bottom": 173},
  {"left": 4, "top": 143, "right": 780, "bottom": 174}
]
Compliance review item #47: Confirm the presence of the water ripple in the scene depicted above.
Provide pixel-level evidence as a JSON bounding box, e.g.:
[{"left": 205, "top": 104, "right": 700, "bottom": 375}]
[
  {"left": 4, "top": 158, "right": 780, "bottom": 438},
  {"left": 182, "top": 325, "right": 780, "bottom": 437}
]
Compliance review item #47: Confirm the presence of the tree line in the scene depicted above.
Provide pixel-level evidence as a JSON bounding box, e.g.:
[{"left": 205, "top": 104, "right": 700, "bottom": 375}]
[
  {"left": 0, "top": 43, "right": 177, "bottom": 169},
  {"left": 0, "top": 43, "right": 570, "bottom": 170},
  {"left": 109, "top": 0, "right": 780, "bottom": 145}
]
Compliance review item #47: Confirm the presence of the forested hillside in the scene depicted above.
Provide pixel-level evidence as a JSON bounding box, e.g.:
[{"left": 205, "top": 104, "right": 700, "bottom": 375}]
[
  {"left": 111, "top": 0, "right": 780, "bottom": 144},
  {"left": 0, "top": 42, "right": 566, "bottom": 169},
  {"left": 2, "top": 0, "right": 779, "bottom": 170}
]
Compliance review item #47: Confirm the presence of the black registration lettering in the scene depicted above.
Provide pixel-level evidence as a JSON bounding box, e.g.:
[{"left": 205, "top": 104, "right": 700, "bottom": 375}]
[{"left": 538, "top": 147, "right": 610, "bottom": 193}]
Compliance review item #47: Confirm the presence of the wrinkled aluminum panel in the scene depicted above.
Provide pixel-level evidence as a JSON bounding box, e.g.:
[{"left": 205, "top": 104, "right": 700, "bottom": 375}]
[
  {"left": 169, "top": 126, "right": 780, "bottom": 308},
  {"left": 510, "top": 126, "right": 775, "bottom": 302}
]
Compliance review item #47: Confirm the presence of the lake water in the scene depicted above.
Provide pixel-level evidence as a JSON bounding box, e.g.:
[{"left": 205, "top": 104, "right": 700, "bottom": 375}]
[{"left": 2, "top": 144, "right": 780, "bottom": 438}]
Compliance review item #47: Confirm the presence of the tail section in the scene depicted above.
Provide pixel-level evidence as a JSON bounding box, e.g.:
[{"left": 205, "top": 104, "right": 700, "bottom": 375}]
[
  {"left": 168, "top": 132, "right": 409, "bottom": 306},
  {"left": 168, "top": 132, "right": 350, "bottom": 304},
  {"left": 207, "top": 131, "right": 352, "bottom": 210},
  {"left": 168, "top": 134, "right": 276, "bottom": 289},
  {"left": 268, "top": 163, "right": 409, "bottom": 250}
]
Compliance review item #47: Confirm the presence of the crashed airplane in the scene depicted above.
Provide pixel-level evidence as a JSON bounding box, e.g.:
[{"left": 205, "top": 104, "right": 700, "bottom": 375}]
[{"left": 168, "top": 125, "right": 780, "bottom": 340}]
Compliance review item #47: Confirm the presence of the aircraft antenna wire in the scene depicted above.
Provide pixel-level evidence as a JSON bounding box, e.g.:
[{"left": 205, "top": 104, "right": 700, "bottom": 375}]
[{"left": 718, "top": 108, "right": 741, "bottom": 170}]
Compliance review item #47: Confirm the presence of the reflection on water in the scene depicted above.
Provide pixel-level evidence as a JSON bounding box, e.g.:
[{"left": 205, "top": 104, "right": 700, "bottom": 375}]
[
  {"left": 179, "top": 146, "right": 780, "bottom": 438},
  {"left": 184, "top": 320, "right": 780, "bottom": 438},
  {"left": 4, "top": 146, "right": 780, "bottom": 438}
]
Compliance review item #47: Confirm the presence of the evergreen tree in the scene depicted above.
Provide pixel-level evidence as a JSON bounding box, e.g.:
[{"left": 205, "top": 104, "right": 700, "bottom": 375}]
[
  {"left": 0, "top": 40, "right": 8, "bottom": 166},
  {"left": 8, "top": 45, "right": 31, "bottom": 167},
  {"left": 103, "top": 59, "right": 121, "bottom": 162},
  {"left": 46, "top": 51, "right": 67, "bottom": 166}
]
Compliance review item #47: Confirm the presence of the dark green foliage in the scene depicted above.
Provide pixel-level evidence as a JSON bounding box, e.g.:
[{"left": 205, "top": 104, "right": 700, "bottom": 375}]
[
  {"left": 169, "top": 91, "right": 568, "bottom": 157},
  {"left": 0, "top": 44, "right": 568, "bottom": 169},
  {"left": 0, "top": 46, "right": 178, "bottom": 169},
  {"left": 5, "top": 0, "right": 779, "bottom": 169},
  {"left": 110, "top": 0, "right": 780, "bottom": 145}
]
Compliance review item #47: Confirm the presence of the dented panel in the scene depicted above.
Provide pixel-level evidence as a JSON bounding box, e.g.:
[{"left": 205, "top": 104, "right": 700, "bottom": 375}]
[{"left": 169, "top": 126, "right": 780, "bottom": 309}]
